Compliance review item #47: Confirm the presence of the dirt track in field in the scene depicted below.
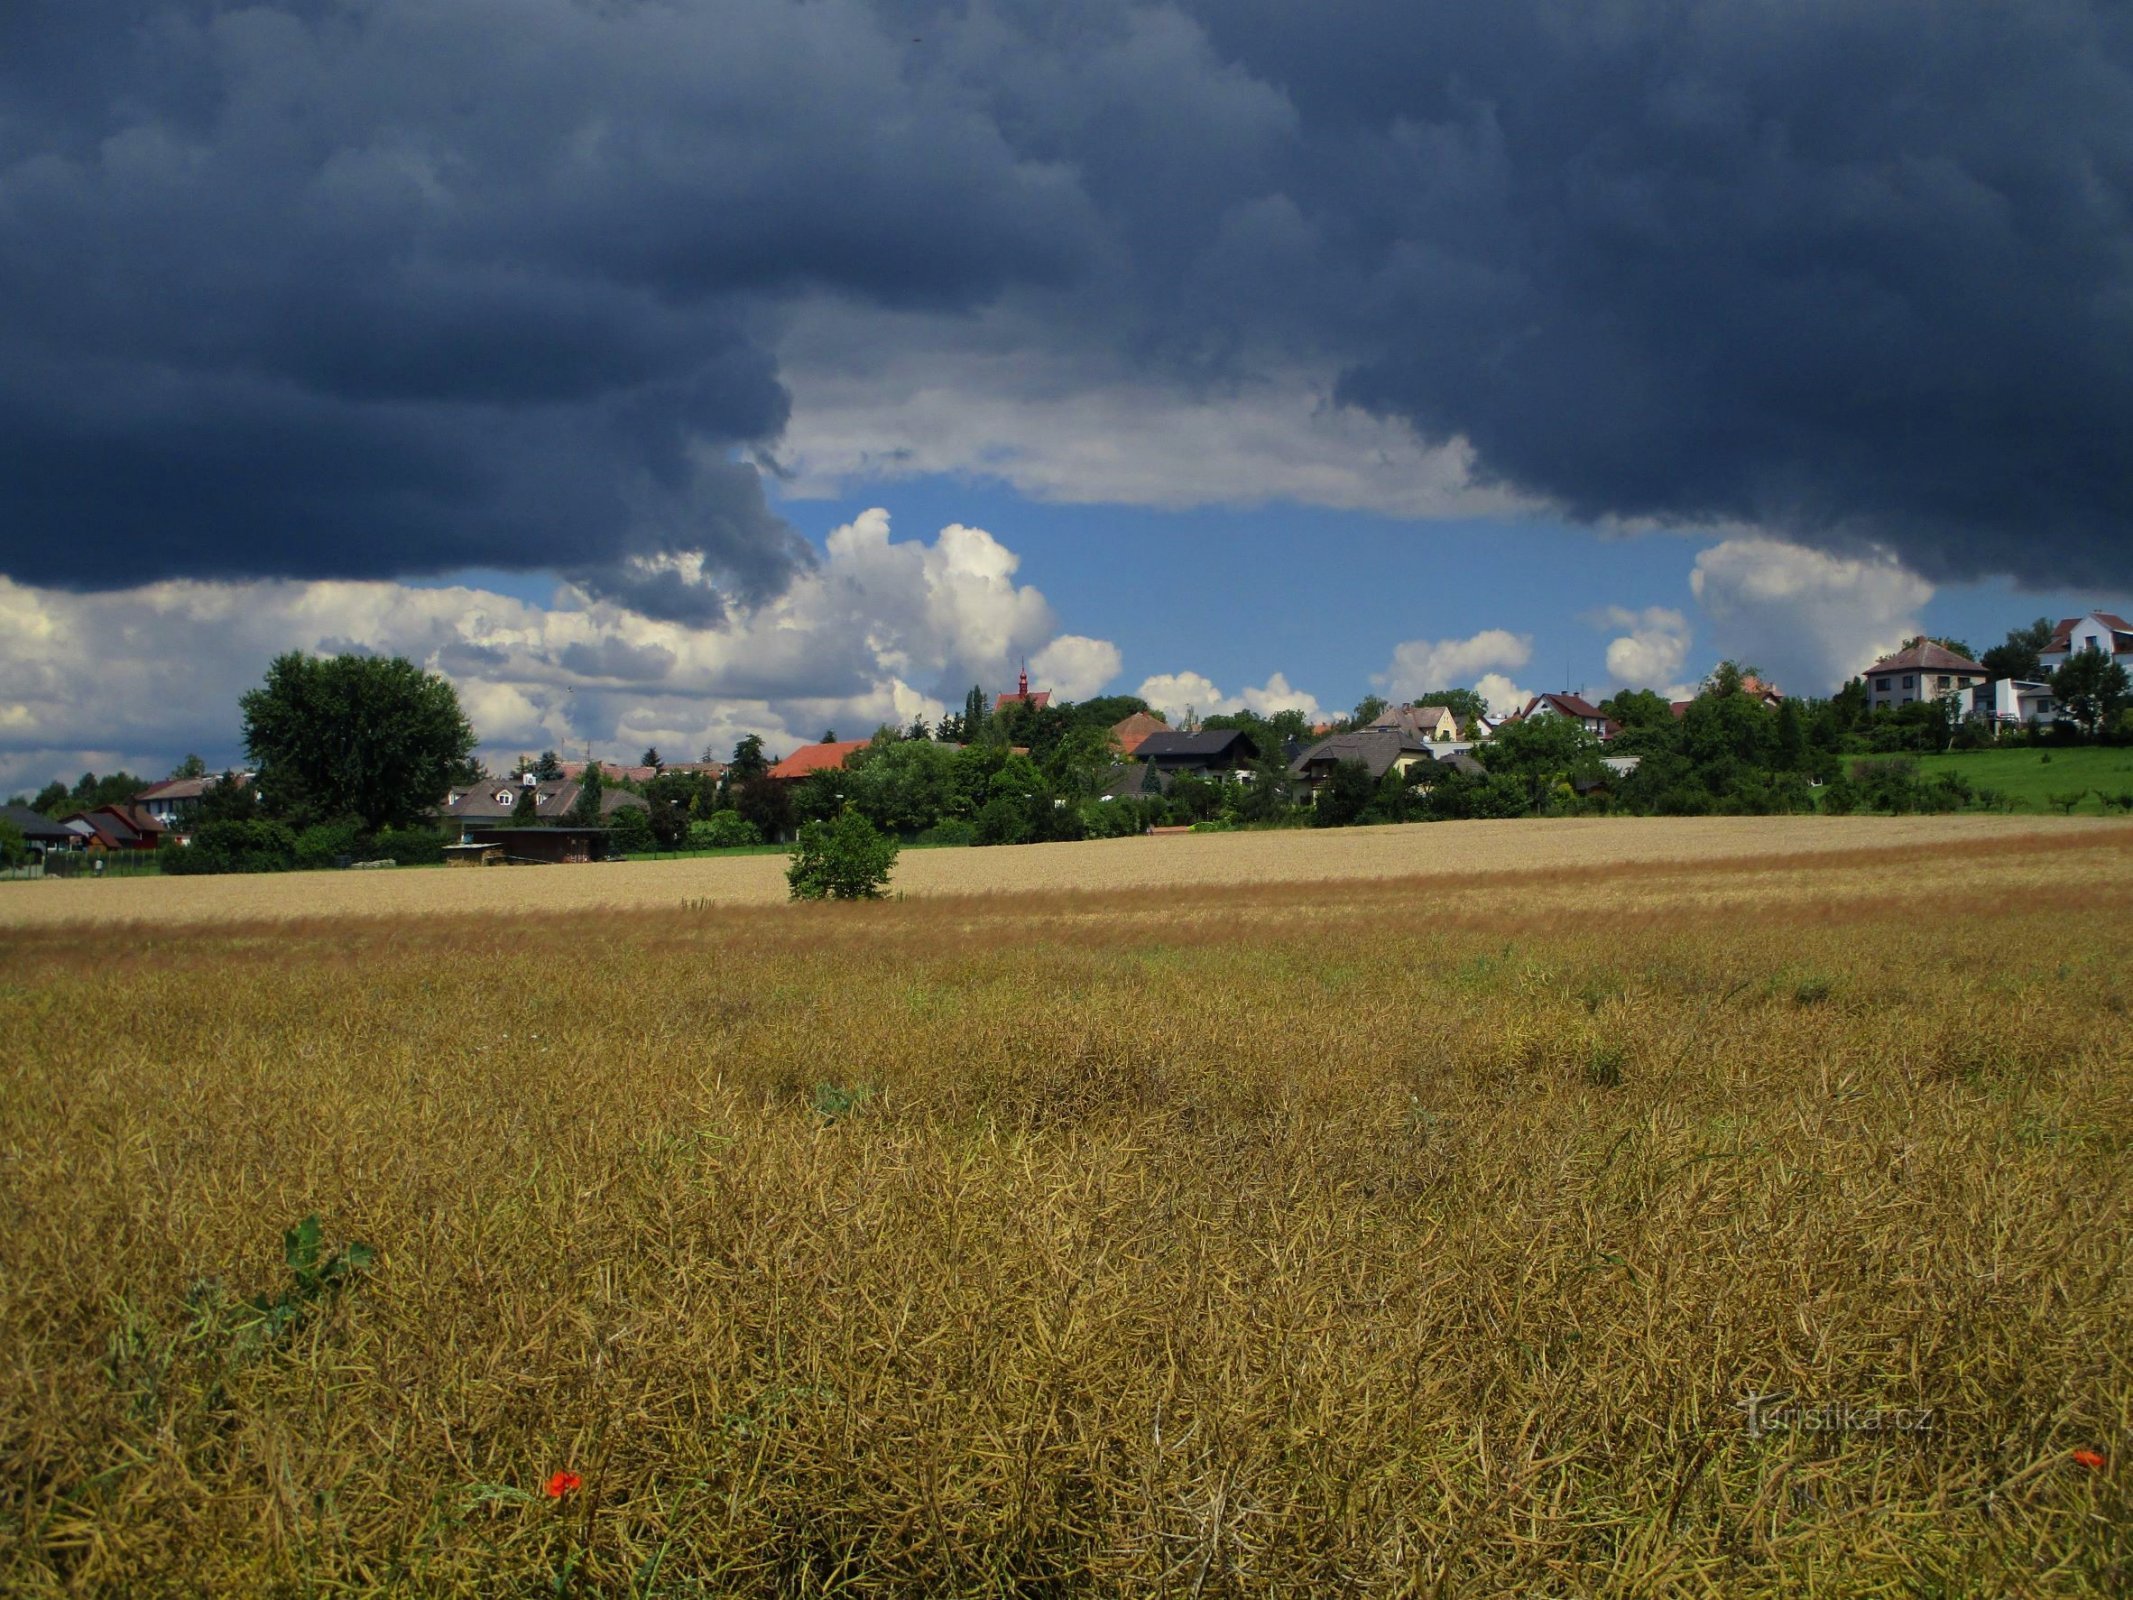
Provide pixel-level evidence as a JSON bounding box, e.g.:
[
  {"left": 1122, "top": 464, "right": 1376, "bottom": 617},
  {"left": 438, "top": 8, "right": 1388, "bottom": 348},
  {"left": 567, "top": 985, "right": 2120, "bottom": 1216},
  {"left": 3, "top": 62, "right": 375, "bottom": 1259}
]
[{"left": 2, "top": 814, "right": 2125, "bottom": 929}]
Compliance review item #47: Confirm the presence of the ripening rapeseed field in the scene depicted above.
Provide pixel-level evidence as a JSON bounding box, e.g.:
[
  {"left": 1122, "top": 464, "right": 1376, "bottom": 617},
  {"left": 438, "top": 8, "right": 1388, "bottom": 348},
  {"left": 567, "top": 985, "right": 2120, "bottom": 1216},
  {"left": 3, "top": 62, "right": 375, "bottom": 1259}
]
[{"left": 2, "top": 830, "right": 2130, "bottom": 1596}]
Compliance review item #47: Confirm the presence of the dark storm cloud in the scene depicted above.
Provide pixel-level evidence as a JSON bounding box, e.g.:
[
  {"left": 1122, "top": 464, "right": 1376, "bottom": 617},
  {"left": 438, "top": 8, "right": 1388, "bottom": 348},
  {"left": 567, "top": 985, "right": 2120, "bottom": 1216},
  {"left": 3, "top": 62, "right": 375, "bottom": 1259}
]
[
  {"left": 5, "top": 0, "right": 2131, "bottom": 597},
  {"left": 0, "top": 0, "right": 1094, "bottom": 616}
]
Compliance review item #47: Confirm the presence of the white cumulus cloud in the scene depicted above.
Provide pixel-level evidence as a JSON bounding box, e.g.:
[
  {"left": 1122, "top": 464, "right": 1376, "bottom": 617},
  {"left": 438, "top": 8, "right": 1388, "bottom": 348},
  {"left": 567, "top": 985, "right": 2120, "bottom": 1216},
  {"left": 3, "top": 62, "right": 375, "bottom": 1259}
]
[
  {"left": 1690, "top": 537, "right": 1933, "bottom": 694},
  {"left": 0, "top": 511, "right": 1122, "bottom": 794},
  {"left": 1134, "top": 669, "right": 1321, "bottom": 725},
  {"left": 1376, "top": 628, "right": 1533, "bottom": 705},
  {"left": 1595, "top": 605, "right": 1696, "bottom": 697}
]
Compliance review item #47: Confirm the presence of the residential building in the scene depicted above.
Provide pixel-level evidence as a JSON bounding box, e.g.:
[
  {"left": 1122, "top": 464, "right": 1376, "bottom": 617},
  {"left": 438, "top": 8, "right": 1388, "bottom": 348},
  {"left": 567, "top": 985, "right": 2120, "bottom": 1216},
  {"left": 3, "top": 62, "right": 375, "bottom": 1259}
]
[
  {"left": 1516, "top": 693, "right": 1620, "bottom": 740},
  {"left": 1861, "top": 640, "right": 1988, "bottom": 710},
  {"left": 134, "top": 771, "right": 255, "bottom": 830},
  {"left": 2039, "top": 612, "right": 2133, "bottom": 673},
  {"left": 1110, "top": 711, "right": 1169, "bottom": 756},
  {"left": 1133, "top": 729, "right": 1261, "bottom": 775},
  {"left": 994, "top": 665, "right": 1051, "bottom": 714},
  {"left": 0, "top": 804, "right": 78, "bottom": 853},
  {"left": 1370, "top": 702, "right": 1462, "bottom": 742},
  {"left": 60, "top": 804, "right": 166, "bottom": 851},
  {"left": 1970, "top": 678, "right": 2059, "bottom": 729},
  {"left": 438, "top": 775, "right": 649, "bottom": 840},
  {"left": 1288, "top": 728, "right": 1438, "bottom": 794},
  {"left": 1094, "top": 762, "right": 1169, "bottom": 801},
  {"left": 765, "top": 739, "right": 871, "bottom": 782}
]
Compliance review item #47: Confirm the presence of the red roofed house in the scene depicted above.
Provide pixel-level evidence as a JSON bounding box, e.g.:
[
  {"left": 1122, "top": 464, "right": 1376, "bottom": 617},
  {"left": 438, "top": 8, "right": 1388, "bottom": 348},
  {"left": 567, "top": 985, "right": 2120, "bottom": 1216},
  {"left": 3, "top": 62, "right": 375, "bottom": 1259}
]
[
  {"left": 994, "top": 665, "right": 1050, "bottom": 713},
  {"left": 2039, "top": 612, "right": 2133, "bottom": 673},
  {"left": 1110, "top": 710, "right": 1169, "bottom": 755},
  {"left": 1861, "top": 639, "right": 1987, "bottom": 711},
  {"left": 766, "top": 739, "right": 871, "bottom": 781},
  {"left": 1517, "top": 693, "right": 1619, "bottom": 740},
  {"left": 60, "top": 804, "right": 166, "bottom": 852}
]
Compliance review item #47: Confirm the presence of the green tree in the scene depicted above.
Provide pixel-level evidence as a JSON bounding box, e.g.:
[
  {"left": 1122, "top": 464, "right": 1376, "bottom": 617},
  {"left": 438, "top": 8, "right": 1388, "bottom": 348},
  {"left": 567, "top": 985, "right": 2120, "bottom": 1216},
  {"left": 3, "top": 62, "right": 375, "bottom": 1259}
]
[
  {"left": 1597, "top": 688, "right": 1673, "bottom": 730},
  {"left": 569, "top": 761, "right": 604, "bottom": 826},
  {"left": 241, "top": 653, "right": 475, "bottom": 832},
  {"left": 787, "top": 808, "right": 900, "bottom": 899},
  {"left": 641, "top": 747, "right": 663, "bottom": 771},
  {"left": 533, "top": 750, "right": 565, "bottom": 780},
  {"left": 725, "top": 734, "right": 769, "bottom": 785},
  {"left": 0, "top": 818, "right": 26, "bottom": 869},
  {"left": 173, "top": 753, "right": 208, "bottom": 779},
  {"left": 511, "top": 782, "right": 539, "bottom": 823},
  {"left": 2051, "top": 646, "right": 2131, "bottom": 738},
  {"left": 1418, "top": 687, "right": 1488, "bottom": 724},
  {"left": 1981, "top": 618, "right": 2055, "bottom": 683},
  {"left": 198, "top": 771, "right": 260, "bottom": 823},
  {"left": 1311, "top": 760, "right": 1377, "bottom": 827}
]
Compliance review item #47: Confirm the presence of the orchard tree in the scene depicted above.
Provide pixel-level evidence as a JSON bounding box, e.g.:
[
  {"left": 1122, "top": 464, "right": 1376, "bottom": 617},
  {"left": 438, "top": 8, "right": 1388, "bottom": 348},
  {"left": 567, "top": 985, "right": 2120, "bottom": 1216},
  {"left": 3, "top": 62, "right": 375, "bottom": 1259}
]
[
  {"left": 2051, "top": 646, "right": 2130, "bottom": 738},
  {"left": 1982, "top": 618, "right": 2055, "bottom": 682},
  {"left": 241, "top": 653, "right": 476, "bottom": 833}
]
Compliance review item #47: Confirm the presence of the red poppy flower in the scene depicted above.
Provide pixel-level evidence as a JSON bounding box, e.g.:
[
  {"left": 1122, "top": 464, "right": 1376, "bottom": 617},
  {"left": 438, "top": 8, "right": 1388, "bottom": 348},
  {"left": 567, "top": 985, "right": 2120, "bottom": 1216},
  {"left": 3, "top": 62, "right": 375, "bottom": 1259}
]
[
  {"left": 545, "top": 1471, "right": 583, "bottom": 1498},
  {"left": 2072, "top": 1448, "right": 2106, "bottom": 1471}
]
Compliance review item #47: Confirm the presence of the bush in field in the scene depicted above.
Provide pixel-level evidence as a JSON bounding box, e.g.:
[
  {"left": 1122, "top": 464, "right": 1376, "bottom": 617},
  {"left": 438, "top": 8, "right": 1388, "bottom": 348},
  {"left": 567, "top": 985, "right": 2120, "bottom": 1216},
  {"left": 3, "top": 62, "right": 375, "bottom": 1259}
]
[
  {"left": 689, "top": 811, "right": 762, "bottom": 849},
  {"left": 787, "top": 808, "right": 899, "bottom": 900},
  {"left": 607, "top": 803, "right": 655, "bottom": 853},
  {"left": 372, "top": 826, "right": 446, "bottom": 866},
  {"left": 294, "top": 818, "right": 364, "bottom": 870},
  {"left": 164, "top": 819, "right": 299, "bottom": 874},
  {"left": 973, "top": 794, "right": 1032, "bottom": 847}
]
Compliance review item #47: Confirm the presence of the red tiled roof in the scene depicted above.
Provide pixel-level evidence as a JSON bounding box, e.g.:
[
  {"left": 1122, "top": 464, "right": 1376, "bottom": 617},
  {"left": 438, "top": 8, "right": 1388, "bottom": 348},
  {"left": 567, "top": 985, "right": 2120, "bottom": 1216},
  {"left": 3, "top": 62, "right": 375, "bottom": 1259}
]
[
  {"left": 766, "top": 740, "right": 870, "bottom": 780},
  {"left": 1110, "top": 711, "right": 1169, "bottom": 755},
  {"left": 1862, "top": 640, "right": 1985, "bottom": 676},
  {"left": 994, "top": 689, "right": 1051, "bottom": 711},
  {"left": 2046, "top": 614, "right": 2133, "bottom": 652}
]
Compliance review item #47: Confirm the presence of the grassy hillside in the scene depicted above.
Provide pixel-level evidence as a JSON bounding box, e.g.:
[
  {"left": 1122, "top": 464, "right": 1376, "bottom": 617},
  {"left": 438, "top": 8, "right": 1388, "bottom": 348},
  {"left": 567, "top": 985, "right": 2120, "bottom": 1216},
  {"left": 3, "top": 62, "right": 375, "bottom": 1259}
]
[
  {"left": 3, "top": 834, "right": 2130, "bottom": 1595},
  {"left": 1909, "top": 746, "right": 2133, "bottom": 814}
]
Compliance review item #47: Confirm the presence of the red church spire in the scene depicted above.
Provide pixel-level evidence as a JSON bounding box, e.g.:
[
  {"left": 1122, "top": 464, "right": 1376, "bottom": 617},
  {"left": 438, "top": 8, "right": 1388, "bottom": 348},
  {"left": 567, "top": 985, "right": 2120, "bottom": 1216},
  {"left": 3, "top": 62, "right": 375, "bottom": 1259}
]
[{"left": 1017, "top": 662, "right": 1029, "bottom": 697}]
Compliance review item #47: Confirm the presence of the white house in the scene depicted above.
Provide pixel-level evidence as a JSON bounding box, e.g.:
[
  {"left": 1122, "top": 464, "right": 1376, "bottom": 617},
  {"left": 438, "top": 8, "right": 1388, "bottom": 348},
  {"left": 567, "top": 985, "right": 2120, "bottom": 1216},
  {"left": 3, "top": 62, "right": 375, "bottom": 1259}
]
[
  {"left": 2039, "top": 612, "right": 2133, "bottom": 673},
  {"left": 1861, "top": 640, "right": 1988, "bottom": 710},
  {"left": 1516, "top": 692, "right": 1618, "bottom": 740},
  {"left": 1968, "top": 678, "right": 2059, "bottom": 728}
]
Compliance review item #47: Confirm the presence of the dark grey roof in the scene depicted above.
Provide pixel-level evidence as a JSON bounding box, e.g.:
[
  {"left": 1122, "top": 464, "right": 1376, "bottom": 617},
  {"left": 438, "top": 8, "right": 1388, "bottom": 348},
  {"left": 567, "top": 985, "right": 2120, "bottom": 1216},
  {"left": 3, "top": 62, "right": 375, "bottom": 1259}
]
[
  {"left": 1094, "top": 762, "right": 1168, "bottom": 799},
  {"left": 0, "top": 804, "right": 76, "bottom": 842},
  {"left": 1290, "top": 728, "right": 1431, "bottom": 780},
  {"left": 1135, "top": 729, "right": 1260, "bottom": 764}
]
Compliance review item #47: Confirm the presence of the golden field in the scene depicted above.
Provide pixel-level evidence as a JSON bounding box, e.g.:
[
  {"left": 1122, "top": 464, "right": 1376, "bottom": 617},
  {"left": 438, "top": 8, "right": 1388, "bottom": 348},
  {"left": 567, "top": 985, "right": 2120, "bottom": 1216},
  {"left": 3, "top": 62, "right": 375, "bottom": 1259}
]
[
  {"left": 3, "top": 826, "right": 2131, "bottom": 1596},
  {"left": 0, "top": 812, "right": 2123, "bottom": 928}
]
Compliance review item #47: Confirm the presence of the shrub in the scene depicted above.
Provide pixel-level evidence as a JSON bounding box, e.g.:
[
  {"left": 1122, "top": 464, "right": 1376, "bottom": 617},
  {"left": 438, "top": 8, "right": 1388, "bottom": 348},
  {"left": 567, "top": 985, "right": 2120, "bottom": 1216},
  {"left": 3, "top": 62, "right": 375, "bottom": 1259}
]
[
  {"left": 372, "top": 826, "right": 446, "bottom": 866},
  {"left": 607, "top": 803, "right": 655, "bottom": 853},
  {"left": 2047, "top": 790, "right": 2088, "bottom": 815},
  {"left": 912, "top": 819, "right": 976, "bottom": 847},
  {"left": 294, "top": 818, "right": 364, "bottom": 870},
  {"left": 787, "top": 808, "right": 899, "bottom": 900},
  {"left": 0, "top": 819, "right": 25, "bottom": 869},
  {"left": 973, "top": 794, "right": 1031, "bottom": 847},
  {"left": 165, "top": 819, "right": 298, "bottom": 874},
  {"left": 689, "top": 811, "right": 763, "bottom": 849}
]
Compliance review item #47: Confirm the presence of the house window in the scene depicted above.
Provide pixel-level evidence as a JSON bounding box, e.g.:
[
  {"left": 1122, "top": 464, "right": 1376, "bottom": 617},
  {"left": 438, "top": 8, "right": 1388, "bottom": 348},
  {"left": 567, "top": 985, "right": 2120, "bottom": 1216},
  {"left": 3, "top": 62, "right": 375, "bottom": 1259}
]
[
  {"left": 1875, "top": 677, "right": 1891, "bottom": 691},
  {"left": 1902, "top": 675, "right": 1915, "bottom": 690}
]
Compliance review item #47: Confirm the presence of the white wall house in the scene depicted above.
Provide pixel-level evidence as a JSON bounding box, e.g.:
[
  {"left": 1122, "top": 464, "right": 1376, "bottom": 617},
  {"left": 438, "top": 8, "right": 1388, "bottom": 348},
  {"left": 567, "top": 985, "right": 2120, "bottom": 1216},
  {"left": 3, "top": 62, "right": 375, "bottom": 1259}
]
[
  {"left": 2039, "top": 612, "right": 2133, "bottom": 673},
  {"left": 1862, "top": 640, "right": 1988, "bottom": 710},
  {"left": 1967, "top": 678, "right": 2058, "bottom": 728}
]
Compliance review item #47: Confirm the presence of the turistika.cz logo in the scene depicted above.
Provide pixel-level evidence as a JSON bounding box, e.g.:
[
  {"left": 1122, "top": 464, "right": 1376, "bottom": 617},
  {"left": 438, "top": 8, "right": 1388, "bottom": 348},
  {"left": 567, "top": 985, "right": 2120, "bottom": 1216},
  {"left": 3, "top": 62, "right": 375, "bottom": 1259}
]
[{"left": 1734, "top": 1393, "right": 1935, "bottom": 1438}]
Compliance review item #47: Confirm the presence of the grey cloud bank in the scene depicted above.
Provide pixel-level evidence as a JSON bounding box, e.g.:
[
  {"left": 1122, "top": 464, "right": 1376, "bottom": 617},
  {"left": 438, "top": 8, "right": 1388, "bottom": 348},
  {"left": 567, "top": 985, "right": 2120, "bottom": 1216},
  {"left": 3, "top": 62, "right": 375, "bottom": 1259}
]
[{"left": 4, "top": 0, "right": 2130, "bottom": 602}]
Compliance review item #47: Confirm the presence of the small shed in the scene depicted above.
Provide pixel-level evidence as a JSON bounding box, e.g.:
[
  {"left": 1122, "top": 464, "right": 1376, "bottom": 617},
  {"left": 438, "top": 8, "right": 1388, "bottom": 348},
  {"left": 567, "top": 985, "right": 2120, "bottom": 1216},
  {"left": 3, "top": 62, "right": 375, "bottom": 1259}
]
[{"left": 464, "top": 826, "right": 612, "bottom": 864}]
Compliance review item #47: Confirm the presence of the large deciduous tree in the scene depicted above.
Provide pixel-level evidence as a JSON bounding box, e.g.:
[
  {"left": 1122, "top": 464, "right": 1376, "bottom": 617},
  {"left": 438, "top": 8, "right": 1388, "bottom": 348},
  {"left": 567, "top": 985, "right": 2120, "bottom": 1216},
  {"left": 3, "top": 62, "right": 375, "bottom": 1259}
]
[
  {"left": 241, "top": 652, "right": 477, "bottom": 833},
  {"left": 2050, "top": 646, "right": 2130, "bottom": 738}
]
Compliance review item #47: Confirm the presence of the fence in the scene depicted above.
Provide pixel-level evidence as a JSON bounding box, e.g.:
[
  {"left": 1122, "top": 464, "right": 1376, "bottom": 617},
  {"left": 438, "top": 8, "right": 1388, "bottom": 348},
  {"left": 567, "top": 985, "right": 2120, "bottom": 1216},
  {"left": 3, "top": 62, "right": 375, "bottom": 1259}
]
[{"left": 38, "top": 851, "right": 163, "bottom": 879}]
